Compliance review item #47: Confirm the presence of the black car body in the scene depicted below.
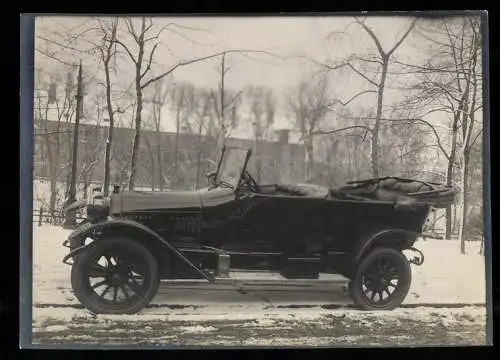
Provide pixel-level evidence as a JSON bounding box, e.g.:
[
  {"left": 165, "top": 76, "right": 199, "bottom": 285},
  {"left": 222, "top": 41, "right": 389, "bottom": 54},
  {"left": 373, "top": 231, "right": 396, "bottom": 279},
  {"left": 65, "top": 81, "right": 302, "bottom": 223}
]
[{"left": 63, "top": 146, "right": 456, "bottom": 314}]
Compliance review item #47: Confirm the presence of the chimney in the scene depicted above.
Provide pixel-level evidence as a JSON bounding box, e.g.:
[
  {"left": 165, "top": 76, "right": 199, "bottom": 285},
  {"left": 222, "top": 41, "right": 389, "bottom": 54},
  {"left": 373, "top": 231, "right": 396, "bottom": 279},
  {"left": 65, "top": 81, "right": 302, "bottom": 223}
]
[{"left": 277, "top": 129, "right": 290, "bottom": 145}]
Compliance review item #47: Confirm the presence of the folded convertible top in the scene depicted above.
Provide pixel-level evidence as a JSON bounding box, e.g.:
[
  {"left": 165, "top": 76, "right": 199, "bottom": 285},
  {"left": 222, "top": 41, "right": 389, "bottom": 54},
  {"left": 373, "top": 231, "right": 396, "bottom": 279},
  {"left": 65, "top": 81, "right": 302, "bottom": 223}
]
[{"left": 337, "top": 176, "right": 457, "bottom": 208}]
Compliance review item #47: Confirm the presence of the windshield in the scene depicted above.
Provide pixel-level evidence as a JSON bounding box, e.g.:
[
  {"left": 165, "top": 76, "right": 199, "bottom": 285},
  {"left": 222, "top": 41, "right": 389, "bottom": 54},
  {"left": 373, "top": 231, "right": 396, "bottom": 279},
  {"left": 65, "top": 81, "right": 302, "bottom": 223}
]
[{"left": 215, "top": 147, "right": 250, "bottom": 188}]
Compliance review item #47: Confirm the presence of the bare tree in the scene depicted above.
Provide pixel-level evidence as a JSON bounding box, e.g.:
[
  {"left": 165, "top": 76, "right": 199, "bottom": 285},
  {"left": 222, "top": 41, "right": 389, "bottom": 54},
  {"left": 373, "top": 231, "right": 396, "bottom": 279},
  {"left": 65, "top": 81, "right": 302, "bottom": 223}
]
[
  {"left": 395, "top": 17, "right": 482, "bottom": 247},
  {"left": 147, "top": 76, "right": 173, "bottom": 190},
  {"left": 96, "top": 18, "right": 121, "bottom": 196},
  {"left": 312, "top": 17, "right": 417, "bottom": 178},
  {"left": 168, "top": 81, "right": 198, "bottom": 188},
  {"left": 112, "top": 17, "right": 159, "bottom": 190},
  {"left": 453, "top": 17, "right": 483, "bottom": 252},
  {"left": 78, "top": 93, "right": 108, "bottom": 197},
  {"left": 286, "top": 73, "right": 336, "bottom": 179},
  {"left": 34, "top": 67, "right": 77, "bottom": 217},
  {"left": 192, "top": 88, "right": 214, "bottom": 189},
  {"left": 113, "top": 19, "right": 269, "bottom": 190},
  {"left": 36, "top": 19, "right": 285, "bottom": 191},
  {"left": 209, "top": 52, "right": 243, "bottom": 148},
  {"left": 246, "top": 85, "right": 276, "bottom": 182}
]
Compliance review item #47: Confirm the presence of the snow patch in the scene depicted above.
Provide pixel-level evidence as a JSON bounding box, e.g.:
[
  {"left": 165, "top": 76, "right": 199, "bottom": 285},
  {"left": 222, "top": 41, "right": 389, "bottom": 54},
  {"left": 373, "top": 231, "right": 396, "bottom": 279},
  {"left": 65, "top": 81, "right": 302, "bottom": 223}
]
[
  {"left": 403, "top": 239, "right": 486, "bottom": 305},
  {"left": 178, "top": 325, "right": 218, "bottom": 333},
  {"left": 41, "top": 324, "right": 69, "bottom": 332}
]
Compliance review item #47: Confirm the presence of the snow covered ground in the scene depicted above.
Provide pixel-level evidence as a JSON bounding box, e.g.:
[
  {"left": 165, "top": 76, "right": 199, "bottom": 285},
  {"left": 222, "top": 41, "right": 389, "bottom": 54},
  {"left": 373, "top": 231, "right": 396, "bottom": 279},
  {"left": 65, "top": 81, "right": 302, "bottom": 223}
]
[
  {"left": 30, "top": 225, "right": 489, "bottom": 347},
  {"left": 32, "top": 305, "right": 487, "bottom": 347}
]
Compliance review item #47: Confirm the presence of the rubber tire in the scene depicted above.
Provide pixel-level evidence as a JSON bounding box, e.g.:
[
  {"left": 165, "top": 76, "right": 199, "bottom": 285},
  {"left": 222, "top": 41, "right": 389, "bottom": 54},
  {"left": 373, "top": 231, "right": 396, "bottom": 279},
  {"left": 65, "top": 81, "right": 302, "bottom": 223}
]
[
  {"left": 71, "top": 237, "right": 160, "bottom": 315},
  {"left": 348, "top": 247, "right": 411, "bottom": 311}
]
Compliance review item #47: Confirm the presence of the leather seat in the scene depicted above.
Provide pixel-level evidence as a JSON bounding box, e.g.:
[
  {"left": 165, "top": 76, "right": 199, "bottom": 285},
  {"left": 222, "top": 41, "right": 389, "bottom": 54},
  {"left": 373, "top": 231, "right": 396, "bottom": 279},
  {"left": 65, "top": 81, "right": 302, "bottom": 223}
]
[{"left": 276, "top": 183, "right": 330, "bottom": 199}]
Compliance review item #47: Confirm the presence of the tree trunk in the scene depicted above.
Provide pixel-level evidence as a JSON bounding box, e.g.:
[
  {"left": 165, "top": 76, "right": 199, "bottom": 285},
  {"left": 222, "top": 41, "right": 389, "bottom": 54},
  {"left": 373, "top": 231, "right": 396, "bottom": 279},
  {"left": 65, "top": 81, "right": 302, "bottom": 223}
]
[
  {"left": 459, "top": 155, "right": 469, "bottom": 254},
  {"left": 371, "top": 59, "right": 388, "bottom": 178},
  {"left": 150, "top": 153, "right": 156, "bottom": 191},
  {"left": 445, "top": 118, "right": 459, "bottom": 239},
  {"left": 103, "top": 58, "right": 115, "bottom": 197},
  {"left": 354, "top": 140, "right": 360, "bottom": 180},
  {"left": 255, "top": 139, "right": 262, "bottom": 183},
  {"left": 453, "top": 204, "right": 458, "bottom": 236},
  {"left": 305, "top": 138, "right": 314, "bottom": 180},
  {"left": 128, "top": 74, "right": 143, "bottom": 191},
  {"left": 42, "top": 120, "right": 57, "bottom": 216},
  {"left": 128, "top": 20, "right": 146, "bottom": 191},
  {"left": 156, "top": 106, "right": 163, "bottom": 191},
  {"left": 49, "top": 163, "right": 57, "bottom": 219},
  {"left": 65, "top": 124, "right": 72, "bottom": 197},
  {"left": 156, "top": 132, "right": 163, "bottom": 191},
  {"left": 83, "top": 179, "right": 89, "bottom": 200},
  {"left": 103, "top": 126, "right": 113, "bottom": 196},
  {"left": 173, "top": 107, "right": 181, "bottom": 189},
  {"left": 194, "top": 116, "right": 204, "bottom": 189},
  {"left": 220, "top": 53, "right": 226, "bottom": 148}
]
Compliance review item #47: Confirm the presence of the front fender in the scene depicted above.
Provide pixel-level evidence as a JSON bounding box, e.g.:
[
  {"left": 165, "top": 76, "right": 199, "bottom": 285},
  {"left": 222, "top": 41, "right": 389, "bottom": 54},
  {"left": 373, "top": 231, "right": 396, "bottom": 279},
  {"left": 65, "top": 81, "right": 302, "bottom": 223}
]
[{"left": 63, "top": 218, "right": 214, "bottom": 282}]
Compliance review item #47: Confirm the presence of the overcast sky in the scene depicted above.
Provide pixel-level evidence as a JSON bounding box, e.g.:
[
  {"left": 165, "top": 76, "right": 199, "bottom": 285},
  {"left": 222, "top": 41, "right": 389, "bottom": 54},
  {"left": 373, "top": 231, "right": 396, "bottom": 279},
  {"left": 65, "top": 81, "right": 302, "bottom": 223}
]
[
  {"left": 35, "top": 15, "right": 420, "bottom": 92},
  {"left": 34, "top": 15, "right": 463, "bottom": 139}
]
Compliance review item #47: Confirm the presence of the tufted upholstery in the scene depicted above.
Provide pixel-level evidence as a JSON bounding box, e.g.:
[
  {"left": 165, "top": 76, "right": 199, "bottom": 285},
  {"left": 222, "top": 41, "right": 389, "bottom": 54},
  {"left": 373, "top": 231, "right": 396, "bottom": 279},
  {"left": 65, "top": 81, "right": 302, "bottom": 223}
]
[{"left": 275, "top": 183, "right": 330, "bottom": 199}]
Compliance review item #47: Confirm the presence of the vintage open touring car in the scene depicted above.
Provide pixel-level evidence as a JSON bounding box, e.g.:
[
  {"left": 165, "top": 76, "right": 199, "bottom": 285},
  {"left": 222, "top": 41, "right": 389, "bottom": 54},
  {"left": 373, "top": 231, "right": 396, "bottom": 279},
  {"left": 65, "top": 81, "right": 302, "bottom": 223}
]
[{"left": 62, "top": 146, "right": 456, "bottom": 314}]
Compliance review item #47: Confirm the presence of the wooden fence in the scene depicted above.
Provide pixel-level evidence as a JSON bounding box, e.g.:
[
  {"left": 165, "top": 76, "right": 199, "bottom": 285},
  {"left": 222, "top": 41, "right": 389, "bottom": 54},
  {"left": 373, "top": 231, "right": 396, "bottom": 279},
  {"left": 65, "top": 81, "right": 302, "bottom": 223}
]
[{"left": 33, "top": 208, "right": 85, "bottom": 227}]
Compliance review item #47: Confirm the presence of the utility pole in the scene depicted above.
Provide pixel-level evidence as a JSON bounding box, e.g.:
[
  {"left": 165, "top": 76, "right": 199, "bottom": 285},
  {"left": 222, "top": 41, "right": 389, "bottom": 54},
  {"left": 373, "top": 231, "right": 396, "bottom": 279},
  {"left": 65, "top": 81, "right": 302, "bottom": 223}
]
[
  {"left": 64, "top": 61, "right": 83, "bottom": 228},
  {"left": 217, "top": 52, "right": 226, "bottom": 149}
]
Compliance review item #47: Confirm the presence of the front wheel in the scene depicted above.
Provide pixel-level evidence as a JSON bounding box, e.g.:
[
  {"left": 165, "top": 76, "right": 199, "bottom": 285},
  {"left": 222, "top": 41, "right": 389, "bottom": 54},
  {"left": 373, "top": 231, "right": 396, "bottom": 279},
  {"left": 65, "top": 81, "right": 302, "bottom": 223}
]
[
  {"left": 71, "top": 237, "right": 160, "bottom": 314},
  {"left": 348, "top": 247, "right": 412, "bottom": 311}
]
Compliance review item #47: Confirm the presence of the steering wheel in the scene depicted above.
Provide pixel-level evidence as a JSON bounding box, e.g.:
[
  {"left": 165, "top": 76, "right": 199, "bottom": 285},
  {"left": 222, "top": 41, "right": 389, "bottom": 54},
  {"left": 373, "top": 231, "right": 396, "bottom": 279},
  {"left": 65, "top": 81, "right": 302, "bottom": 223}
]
[{"left": 241, "top": 171, "right": 259, "bottom": 193}]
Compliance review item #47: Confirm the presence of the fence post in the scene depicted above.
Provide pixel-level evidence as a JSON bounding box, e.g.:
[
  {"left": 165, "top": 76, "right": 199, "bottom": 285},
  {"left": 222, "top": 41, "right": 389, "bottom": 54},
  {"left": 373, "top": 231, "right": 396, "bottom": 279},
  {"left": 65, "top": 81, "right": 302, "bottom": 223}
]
[{"left": 39, "top": 207, "right": 43, "bottom": 227}]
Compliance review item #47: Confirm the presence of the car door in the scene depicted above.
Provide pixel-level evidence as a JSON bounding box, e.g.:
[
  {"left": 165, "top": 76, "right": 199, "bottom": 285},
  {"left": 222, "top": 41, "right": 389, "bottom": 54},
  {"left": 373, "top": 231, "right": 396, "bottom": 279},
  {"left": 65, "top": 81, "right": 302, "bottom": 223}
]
[{"left": 236, "top": 192, "right": 328, "bottom": 254}]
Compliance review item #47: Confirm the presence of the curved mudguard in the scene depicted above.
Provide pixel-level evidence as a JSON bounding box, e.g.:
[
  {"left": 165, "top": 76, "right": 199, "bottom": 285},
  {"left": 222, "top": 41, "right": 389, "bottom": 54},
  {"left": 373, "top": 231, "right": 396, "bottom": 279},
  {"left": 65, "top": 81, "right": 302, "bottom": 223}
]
[
  {"left": 355, "top": 228, "right": 421, "bottom": 263},
  {"left": 63, "top": 218, "right": 214, "bottom": 282},
  {"left": 336, "top": 228, "right": 422, "bottom": 279}
]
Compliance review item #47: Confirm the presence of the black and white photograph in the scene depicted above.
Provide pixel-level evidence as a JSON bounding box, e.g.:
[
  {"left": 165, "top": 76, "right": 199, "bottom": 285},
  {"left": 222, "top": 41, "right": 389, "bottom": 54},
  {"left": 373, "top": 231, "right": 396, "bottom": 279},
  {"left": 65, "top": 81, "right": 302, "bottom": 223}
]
[{"left": 22, "top": 12, "right": 490, "bottom": 348}]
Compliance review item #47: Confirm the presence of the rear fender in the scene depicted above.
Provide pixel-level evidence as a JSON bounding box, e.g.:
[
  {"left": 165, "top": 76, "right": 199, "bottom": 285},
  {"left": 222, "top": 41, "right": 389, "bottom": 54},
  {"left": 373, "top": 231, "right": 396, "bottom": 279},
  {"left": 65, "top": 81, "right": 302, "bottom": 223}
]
[
  {"left": 356, "top": 229, "right": 419, "bottom": 263},
  {"left": 64, "top": 218, "right": 214, "bottom": 282},
  {"left": 339, "top": 229, "right": 419, "bottom": 278}
]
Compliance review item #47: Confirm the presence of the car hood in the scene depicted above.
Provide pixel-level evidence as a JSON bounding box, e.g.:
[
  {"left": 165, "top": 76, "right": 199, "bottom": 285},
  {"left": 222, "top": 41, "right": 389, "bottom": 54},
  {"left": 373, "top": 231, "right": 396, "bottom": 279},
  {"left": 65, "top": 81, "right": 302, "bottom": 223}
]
[{"left": 110, "top": 190, "right": 202, "bottom": 215}]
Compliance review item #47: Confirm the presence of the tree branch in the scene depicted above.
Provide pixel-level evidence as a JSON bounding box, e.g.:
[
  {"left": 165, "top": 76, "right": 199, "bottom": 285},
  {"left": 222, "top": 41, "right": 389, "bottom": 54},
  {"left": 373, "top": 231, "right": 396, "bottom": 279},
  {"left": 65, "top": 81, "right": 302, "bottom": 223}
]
[
  {"left": 113, "top": 39, "right": 138, "bottom": 64},
  {"left": 163, "top": 27, "right": 214, "bottom": 47},
  {"left": 347, "top": 63, "right": 379, "bottom": 86},
  {"left": 468, "top": 128, "right": 483, "bottom": 150},
  {"left": 140, "top": 43, "right": 159, "bottom": 80},
  {"left": 387, "top": 19, "right": 418, "bottom": 57},
  {"left": 36, "top": 35, "right": 90, "bottom": 54},
  {"left": 378, "top": 117, "right": 451, "bottom": 160},
  {"left": 349, "top": 55, "right": 384, "bottom": 65},
  {"left": 124, "top": 18, "right": 139, "bottom": 43},
  {"left": 337, "top": 90, "right": 377, "bottom": 106},
  {"left": 385, "top": 144, "right": 442, "bottom": 166},
  {"left": 140, "top": 51, "right": 226, "bottom": 90},
  {"left": 355, "top": 17, "right": 386, "bottom": 56},
  {"left": 35, "top": 48, "right": 77, "bottom": 67},
  {"left": 311, "top": 125, "right": 372, "bottom": 136}
]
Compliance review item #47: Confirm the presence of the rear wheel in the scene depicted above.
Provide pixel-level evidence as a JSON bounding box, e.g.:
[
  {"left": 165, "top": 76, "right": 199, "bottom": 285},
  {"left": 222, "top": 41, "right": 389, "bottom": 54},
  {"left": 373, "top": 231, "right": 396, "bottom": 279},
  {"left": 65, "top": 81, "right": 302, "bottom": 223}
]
[
  {"left": 71, "top": 237, "right": 160, "bottom": 314},
  {"left": 348, "top": 247, "right": 411, "bottom": 311}
]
